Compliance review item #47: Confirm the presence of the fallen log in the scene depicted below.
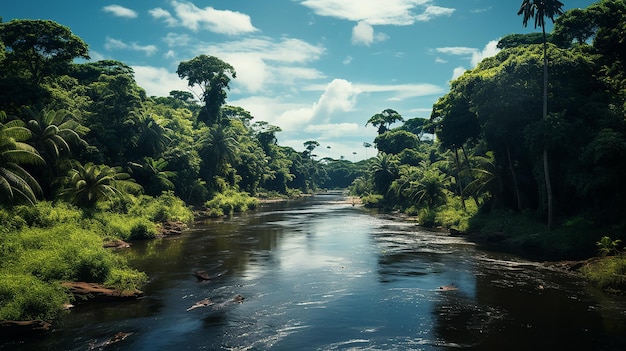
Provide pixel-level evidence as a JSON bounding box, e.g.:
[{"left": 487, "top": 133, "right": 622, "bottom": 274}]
[{"left": 62, "top": 282, "right": 143, "bottom": 302}]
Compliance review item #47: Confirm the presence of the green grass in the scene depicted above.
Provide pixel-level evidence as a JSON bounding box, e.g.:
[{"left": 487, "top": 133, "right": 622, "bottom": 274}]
[
  {"left": 204, "top": 189, "right": 258, "bottom": 217},
  {"left": 0, "top": 196, "right": 187, "bottom": 321},
  {"left": 581, "top": 255, "right": 626, "bottom": 292}
]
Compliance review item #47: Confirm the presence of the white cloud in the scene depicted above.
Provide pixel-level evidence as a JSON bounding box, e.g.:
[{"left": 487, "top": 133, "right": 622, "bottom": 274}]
[
  {"left": 352, "top": 21, "right": 374, "bottom": 46},
  {"left": 197, "top": 37, "right": 326, "bottom": 93},
  {"left": 435, "top": 39, "right": 501, "bottom": 67},
  {"left": 150, "top": 1, "right": 258, "bottom": 35},
  {"left": 343, "top": 56, "right": 353, "bottom": 65},
  {"left": 304, "top": 123, "right": 358, "bottom": 134},
  {"left": 415, "top": 5, "right": 455, "bottom": 21},
  {"left": 313, "top": 79, "right": 360, "bottom": 121},
  {"left": 351, "top": 21, "right": 388, "bottom": 46},
  {"left": 305, "top": 82, "right": 443, "bottom": 101},
  {"left": 451, "top": 66, "right": 466, "bottom": 81},
  {"left": 103, "top": 5, "right": 138, "bottom": 19},
  {"left": 470, "top": 40, "right": 500, "bottom": 66},
  {"left": 434, "top": 46, "right": 477, "bottom": 56},
  {"left": 104, "top": 37, "right": 158, "bottom": 56},
  {"left": 300, "top": 0, "right": 453, "bottom": 25},
  {"left": 149, "top": 8, "right": 178, "bottom": 27},
  {"left": 133, "top": 65, "right": 190, "bottom": 97}
]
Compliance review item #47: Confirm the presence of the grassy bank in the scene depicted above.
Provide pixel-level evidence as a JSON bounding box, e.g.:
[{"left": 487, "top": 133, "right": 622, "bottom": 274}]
[{"left": 0, "top": 192, "right": 193, "bottom": 322}]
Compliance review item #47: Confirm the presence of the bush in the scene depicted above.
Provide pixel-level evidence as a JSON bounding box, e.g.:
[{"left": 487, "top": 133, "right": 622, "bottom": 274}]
[
  {"left": 418, "top": 207, "right": 437, "bottom": 227},
  {"left": 361, "top": 194, "right": 384, "bottom": 208},
  {"left": 581, "top": 256, "right": 626, "bottom": 291},
  {"left": 91, "top": 213, "right": 157, "bottom": 241},
  {"left": 128, "top": 192, "right": 194, "bottom": 223},
  {"left": 12, "top": 201, "right": 82, "bottom": 228},
  {"left": 105, "top": 268, "right": 148, "bottom": 292},
  {"left": 204, "top": 190, "right": 258, "bottom": 216},
  {"left": 0, "top": 274, "right": 67, "bottom": 321}
]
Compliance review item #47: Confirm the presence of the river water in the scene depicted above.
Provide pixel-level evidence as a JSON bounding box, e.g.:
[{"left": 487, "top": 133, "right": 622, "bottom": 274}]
[{"left": 4, "top": 191, "right": 626, "bottom": 350}]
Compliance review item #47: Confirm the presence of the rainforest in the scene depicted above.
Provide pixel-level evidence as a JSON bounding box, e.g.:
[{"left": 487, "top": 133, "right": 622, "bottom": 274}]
[{"left": 1, "top": 0, "right": 625, "bottom": 330}]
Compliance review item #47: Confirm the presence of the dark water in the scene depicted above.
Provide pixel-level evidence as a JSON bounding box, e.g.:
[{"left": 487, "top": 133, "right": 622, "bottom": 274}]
[{"left": 4, "top": 191, "right": 626, "bottom": 350}]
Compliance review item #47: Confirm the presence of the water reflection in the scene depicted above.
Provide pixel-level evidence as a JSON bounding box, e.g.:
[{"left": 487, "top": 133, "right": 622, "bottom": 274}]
[{"left": 3, "top": 191, "right": 626, "bottom": 350}]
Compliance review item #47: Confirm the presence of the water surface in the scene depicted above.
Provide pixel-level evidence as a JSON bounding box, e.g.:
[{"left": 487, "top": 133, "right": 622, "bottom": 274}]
[{"left": 4, "top": 191, "right": 626, "bottom": 350}]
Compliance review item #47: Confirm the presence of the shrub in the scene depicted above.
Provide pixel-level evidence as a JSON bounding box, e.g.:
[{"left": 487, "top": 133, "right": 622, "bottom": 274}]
[
  {"left": 91, "top": 213, "right": 157, "bottom": 240},
  {"left": 418, "top": 207, "right": 437, "bottom": 227},
  {"left": 0, "top": 274, "right": 67, "bottom": 321},
  {"left": 105, "top": 268, "right": 148, "bottom": 292},
  {"left": 361, "top": 194, "right": 384, "bottom": 208},
  {"left": 581, "top": 256, "right": 626, "bottom": 291},
  {"left": 12, "top": 201, "right": 82, "bottom": 228},
  {"left": 128, "top": 192, "right": 194, "bottom": 223},
  {"left": 204, "top": 190, "right": 258, "bottom": 216},
  {"left": 129, "top": 219, "right": 158, "bottom": 240}
]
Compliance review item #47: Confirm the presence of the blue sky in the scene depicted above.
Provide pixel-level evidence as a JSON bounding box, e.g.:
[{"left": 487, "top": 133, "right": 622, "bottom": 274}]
[{"left": 3, "top": 0, "right": 597, "bottom": 160}]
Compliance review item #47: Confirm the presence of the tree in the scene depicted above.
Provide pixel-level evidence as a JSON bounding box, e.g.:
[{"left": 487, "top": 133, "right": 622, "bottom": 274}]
[
  {"left": 127, "top": 157, "right": 176, "bottom": 196},
  {"left": 366, "top": 109, "right": 404, "bottom": 134},
  {"left": 373, "top": 130, "right": 419, "bottom": 155},
  {"left": 370, "top": 152, "right": 399, "bottom": 195},
  {"left": 197, "top": 125, "right": 239, "bottom": 190},
  {"left": 303, "top": 140, "right": 320, "bottom": 157},
  {"left": 21, "top": 106, "right": 87, "bottom": 163},
  {"left": 0, "top": 19, "right": 89, "bottom": 85},
  {"left": 0, "top": 111, "right": 44, "bottom": 205},
  {"left": 176, "top": 55, "right": 236, "bottom": 125},
  {"left": 518, "top": 0, "right": 564, "bottom": 229},
  {"left": 60, "top": 162, "right": 141, "bottom": 207},
  {"left": 363, "top": 142, "right": 373, "bottom": 159}
]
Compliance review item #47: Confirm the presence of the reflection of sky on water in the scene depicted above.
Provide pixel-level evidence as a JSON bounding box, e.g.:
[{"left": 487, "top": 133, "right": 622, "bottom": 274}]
[{"left": 12, "top": 193, "right": 626, "bottom": 351}]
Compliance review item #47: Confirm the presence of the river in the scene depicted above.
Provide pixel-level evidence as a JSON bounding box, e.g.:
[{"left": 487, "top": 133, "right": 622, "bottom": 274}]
[{"left": 4, "top": 191, "right": 626, "bottom": 350}]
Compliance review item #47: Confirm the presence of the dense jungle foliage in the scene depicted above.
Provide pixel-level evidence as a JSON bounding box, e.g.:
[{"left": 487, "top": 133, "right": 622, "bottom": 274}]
[
  {"left": 1, "top": 0, "right": 625, "bottom": 321},
  {"left": 351, "top": 0, "right": 626, "bottom": 261}
]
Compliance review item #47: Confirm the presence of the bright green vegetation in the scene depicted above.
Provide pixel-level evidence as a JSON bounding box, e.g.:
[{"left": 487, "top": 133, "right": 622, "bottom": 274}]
[
  {"left": 0, "top": 194, "right": 192, "bottom": 320},
  {"left": 1, "top": 0, "right": 626, "bottom": 321},
  {"left": 0, "top": 16, "right": 359, "bottom": 322},
  {"left": 580, "top": 237, "right": 626, "bottom": 292},
  {"left": 350, "top": 1, "right": 626, "bottom": 262}
]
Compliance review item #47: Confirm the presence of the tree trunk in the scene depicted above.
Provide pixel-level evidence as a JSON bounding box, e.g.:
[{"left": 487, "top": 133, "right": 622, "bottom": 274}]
[
  {"left": 461, "top": 145, "right": 481, "bottom": 207},
  {"left": 542, "top": 26, "right": 553, "bottom": 230},
  {"left": 453, "top": 147, "right": 466, "bottom": 211},
  {"left": 507, "top": 143, "right": 523, "bottom": 211}
]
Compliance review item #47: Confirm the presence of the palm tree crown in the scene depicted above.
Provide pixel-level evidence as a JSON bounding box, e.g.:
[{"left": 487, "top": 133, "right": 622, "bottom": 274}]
[{"left": 0, "top": 111, "right": 45, "bottom": 205}]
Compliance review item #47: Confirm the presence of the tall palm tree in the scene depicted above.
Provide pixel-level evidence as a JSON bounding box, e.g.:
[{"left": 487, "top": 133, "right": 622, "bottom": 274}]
[
  {"left": 198, "top": 125, "right": 239, "bottom": 176},
  {"left": 408, "top": 166, "right": 448, "bottom": 209},
  {"left": 60, "top": 162, "right": 142, "bottom": 207},
  {"left": 370, "top": 152, "right": 399, "bottom": 195},
  {"left": 0, "top": 111, "right": 45, "bottom": 205},
  {"left": 518, "top": 0, "right": 564, "bottom": 230}
]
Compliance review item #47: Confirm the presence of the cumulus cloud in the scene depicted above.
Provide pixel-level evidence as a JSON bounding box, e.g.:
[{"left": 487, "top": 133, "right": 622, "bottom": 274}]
[
  {"left": 198, "top": 37, "right": 326, "bottom": 93},
  {"left": 301, "top": 1, "right": 452, "bottom": 46},
  {"left": 104, "top": 37, "right": 158, "bottom": 56},
  {"left": 436, "top": 40, "right": 500, "bottom": 82},
  {"left": 133, "top": 65, "right": 190, "bottom": 97},
  {"left": 149, "top": 8, "right": 178, "bottom": 26},
  {"left": 305, "top": 82, "right": 443, "bottom": 101},
  {"left": 102, "top": 5, "right": 138, "bottom": 19},
  {"left": 149, "top": 1, "right": 257, "bottom": 35},
  {"left": 470, "top": 40, "right": 500, "bottom": 66},
  {"left": 300, "top": 0, "right": 453, "bottom": 25},
  {"left": 351, "top": 21, "right": 388, "bottom": 46},
  {"left": 435, "top": 39, "right": 501, "bottom": 72},
  {"left": 415, "top": 5, "right": 455, "bottom": 21},
  {"left": 451, "top": 66, "right": 466, "bottom": 81}
]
